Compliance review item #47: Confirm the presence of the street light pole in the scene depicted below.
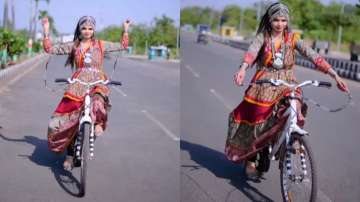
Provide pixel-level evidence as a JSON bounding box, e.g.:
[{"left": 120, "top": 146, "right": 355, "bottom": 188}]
[
  {"left": 239, "top": 8, "right": 244, "bottom": 36},
  {"left": 336, "top": 3, "right": 345, "bottom": 52},
  {"left": 176, "top": 20, "right": 180, "bottom": 58}
]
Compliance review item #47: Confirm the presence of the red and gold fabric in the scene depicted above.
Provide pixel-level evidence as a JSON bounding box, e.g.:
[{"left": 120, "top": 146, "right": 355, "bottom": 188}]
[
  {"left": 43, "top": 35, "right": 127, "bottom": 153},
  {"left": 225, "top": 31, "right": 323, "bottom": 162}
]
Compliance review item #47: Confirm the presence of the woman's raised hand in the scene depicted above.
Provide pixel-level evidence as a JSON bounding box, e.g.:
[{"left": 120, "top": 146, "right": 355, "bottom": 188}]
[
  {"left": 123, "top": 19, "right": 132, "bottom": 33},
  {"left": 41, "top": 17, "right": 50, "bottom": 37}
]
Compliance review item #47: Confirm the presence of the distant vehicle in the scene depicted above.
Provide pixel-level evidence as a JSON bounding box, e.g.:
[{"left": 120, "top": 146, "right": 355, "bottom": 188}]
[
  {"left": 197, "top": 32, "right": 208, "bottom": 45},
  {"left": 196, "top": 24, "right": 210, "bottom": 45},
  {"left": 196, "top": 24, "right": 210, "bottom": 33}
]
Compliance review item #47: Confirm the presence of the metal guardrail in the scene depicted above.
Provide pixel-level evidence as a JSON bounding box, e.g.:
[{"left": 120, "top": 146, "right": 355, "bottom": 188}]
[
  {"left": 0, "top": 54, "right": 46, "bottom": 81},
  {"left": 207, "top": 33, "right": 360, "bottom": 81}
]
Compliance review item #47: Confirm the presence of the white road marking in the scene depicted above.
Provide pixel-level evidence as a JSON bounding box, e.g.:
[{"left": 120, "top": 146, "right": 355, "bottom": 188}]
[
  {"left": 209, "top": 88, "right": 232, "bottom": 110},
  {"left": 141, "top": 110, "right": 180, "bottom": 141},
  {"left": 184, "top": 65, "right": 200, "bottom": 78},
  {"left": 317, "top": 188, "right": 333, "bottom": 202},
  {"left": 111, "top": 86, "right": 127, "bottom": 97}
]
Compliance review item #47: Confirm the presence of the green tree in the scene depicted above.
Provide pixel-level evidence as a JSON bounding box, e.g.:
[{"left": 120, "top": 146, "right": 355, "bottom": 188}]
[
  {"left": 222, "top": 5, "right": 241, "bottom": 27},
  {"left": 96, "top": 26, "right": 123, "bottom": 42},
  {"left": 97, "top": 15, "right": 177, "bottom": 55},
  {"left": 180, "top": 6, "right": 203, "bottom": 27},
  {"left": 0, "top": 29, "right": 26, "bottom": 57},
  {"left": 149, "top": 15, "right": 177, "bottom": 48},
  {"left": 129, "top": 24, "right": 148, "bottom": 54},
  {"left": 181, "top": 6, "right": 219, "bottom": 30},
  {"left": 242, "top": 8, "right": 257, "bottom": 34}
]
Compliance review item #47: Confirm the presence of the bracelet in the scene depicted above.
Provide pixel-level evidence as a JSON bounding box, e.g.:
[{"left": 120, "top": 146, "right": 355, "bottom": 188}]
[
  {"left": 328, "top": 68, "right": 337, "bottom": 78},
  {"left": 240, "top": 62, "right": 249, "bottom": 70}
]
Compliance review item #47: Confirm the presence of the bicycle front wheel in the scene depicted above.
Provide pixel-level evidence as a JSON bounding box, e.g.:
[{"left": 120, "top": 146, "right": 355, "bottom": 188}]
[
  {"left": 280, "top": 133, "right": 317, "bottom": 202},
  {"left": 79, "top": 122, "right": 91, "bottom": 197}
]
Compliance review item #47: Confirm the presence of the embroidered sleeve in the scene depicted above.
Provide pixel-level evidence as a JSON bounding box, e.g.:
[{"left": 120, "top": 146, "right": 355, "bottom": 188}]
[
  {"left": 42, "top": 38, "right": 73, "bottom": 55},
  {"left": 102, "top": 32, "right": 129, "bottom": 53},
  {"left": 242, "top": 34, "right": 264, "bottom": 66},
  {"left": 294, "top": 34, "right": 330, "bottom": 73}
]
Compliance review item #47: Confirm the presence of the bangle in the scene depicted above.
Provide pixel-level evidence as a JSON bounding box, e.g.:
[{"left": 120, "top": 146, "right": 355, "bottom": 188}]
[
  {"left": 328, "top": 68, "right": 337, "bottom": 78},
  {"left": 241, "top": 62, "right": 249, "bottom": 70}
]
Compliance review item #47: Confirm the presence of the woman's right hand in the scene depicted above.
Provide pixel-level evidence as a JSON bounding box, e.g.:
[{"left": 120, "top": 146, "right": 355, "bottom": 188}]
[
  {"left": 234, "top": 68, "right": 246, "bottom": 86},
  {"left": 123, "top": 19, "right": 132, "bottom": 33},
  {"left": 41, "top": 17, "right": 50, "bottom": 36}
]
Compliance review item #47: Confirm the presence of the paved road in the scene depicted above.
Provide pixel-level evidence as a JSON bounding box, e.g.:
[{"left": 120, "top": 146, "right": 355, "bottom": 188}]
[
  {"left": 0, "top": 54, "right": 179, "bottom": 202},
  {"left": 181, "top": 32, "right": 360, "bottom": 202}
]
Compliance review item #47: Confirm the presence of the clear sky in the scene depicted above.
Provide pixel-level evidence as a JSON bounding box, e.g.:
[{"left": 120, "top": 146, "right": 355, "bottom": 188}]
[
  {"left": 181, "top": 0, "right": 359, "bottom": 9},
  {"left": 0, "top": 0, "right": 180, "bottom": 33}
]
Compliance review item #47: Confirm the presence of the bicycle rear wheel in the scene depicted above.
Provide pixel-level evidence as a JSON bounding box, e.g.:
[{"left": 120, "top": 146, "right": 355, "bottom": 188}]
[
  {"left": 79, "top": 122, "right": 91, "bottom": 197},
  {"left": 280, "top": 133, "right": 317, "bottom": 202}
]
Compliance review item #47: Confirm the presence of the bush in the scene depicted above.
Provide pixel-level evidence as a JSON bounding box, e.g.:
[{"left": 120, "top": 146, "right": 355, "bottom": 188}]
[{"left": 0, "top": 29, "right": 27, "bottom": 57}]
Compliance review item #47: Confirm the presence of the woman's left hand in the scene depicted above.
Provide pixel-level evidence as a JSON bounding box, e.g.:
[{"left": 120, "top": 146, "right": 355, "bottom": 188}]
[
  {"left": 334, "top": 75, "right": 350, "bottom": 93},
  {"left": 123, "top": 19, "right": 132, "bottom": 33}
]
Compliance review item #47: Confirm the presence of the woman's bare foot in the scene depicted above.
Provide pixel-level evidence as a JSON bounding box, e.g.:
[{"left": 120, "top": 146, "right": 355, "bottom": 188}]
[
  {"left": 94, "top": 124, "right": 104, "bottom": 137},
  {"left": 63, "top": 155, "right": 74, "bottom": 171}
]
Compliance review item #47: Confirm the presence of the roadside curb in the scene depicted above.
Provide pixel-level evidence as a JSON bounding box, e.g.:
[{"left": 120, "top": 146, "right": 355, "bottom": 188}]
[{"left": 0, "top": 54, "right": 47, "bottom": 82}]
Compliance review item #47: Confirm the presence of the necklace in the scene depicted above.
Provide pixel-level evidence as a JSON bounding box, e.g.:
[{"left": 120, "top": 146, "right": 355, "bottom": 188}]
[
  {"left": 80, "top": 41, "right": 93, "bottom": 65},
  {"left": 271, "top": 34, "right": 285, "bottom": 69}
]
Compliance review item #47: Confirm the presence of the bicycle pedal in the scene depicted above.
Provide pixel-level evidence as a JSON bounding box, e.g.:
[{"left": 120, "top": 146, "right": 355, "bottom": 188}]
[{"left": 73, "top": 159, "right": 81, "bottom": 167}]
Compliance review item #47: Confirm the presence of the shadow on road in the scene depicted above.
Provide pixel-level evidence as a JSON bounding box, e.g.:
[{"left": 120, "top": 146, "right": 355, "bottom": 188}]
[
  {"left": 180, "top": 140, "right": 274, "bottom": 202},
  {"left": 0, "top": 133, "right": 83, "bottom": 197}
]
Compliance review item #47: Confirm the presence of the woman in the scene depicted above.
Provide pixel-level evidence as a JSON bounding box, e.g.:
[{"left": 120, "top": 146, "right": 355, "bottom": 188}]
[
  {"left": 225, "top": 2, "right": 349, "bottom": 178},
  {"left": 42, "top": 16, "right": 131, "bottom": 170}
]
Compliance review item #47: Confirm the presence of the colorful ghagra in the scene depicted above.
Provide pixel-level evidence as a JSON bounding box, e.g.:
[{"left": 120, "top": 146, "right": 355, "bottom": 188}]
[
  {"left": 43, "top": 36, "right": 128, "bottom": 153},
  {"left": 225, "top": 31, "right": 331, "bottom": 162}
]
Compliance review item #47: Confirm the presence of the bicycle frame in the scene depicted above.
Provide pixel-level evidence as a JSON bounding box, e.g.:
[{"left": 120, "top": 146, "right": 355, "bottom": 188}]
[
  {"left": 79, "top": 86, "right": 95, "bottom": 158},
  {"left": 255, "top": 79, "right": 329, "bottom": 161},
  {"left": 70, "top": 78, "right": 111, "bottom": 159},
  {"left": 269, "top": 90, "right": 309, "bottom": 160}
]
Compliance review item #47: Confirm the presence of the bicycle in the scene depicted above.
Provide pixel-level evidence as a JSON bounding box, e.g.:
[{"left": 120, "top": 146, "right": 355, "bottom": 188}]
[
  {"left": 55, "top": 69, "right": 121, "bottom": 197},
  {"left": 252, "top": 78, "right": 335, "bottom": 202}
]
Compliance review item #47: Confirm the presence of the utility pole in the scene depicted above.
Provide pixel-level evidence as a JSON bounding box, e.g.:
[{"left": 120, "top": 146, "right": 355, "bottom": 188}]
[
  {"left": 239, "top": 8, "right": 244, "bottom": 35},
  {"left": 176, "top": 23, "right": 179, "bottom": 58},
  {"left": 29, "top": 0, "right": 33, "bottom": 37},
  {"left": 11, "top": 0, "right": 15, "bottom": 30},
  {"left": 256, "top": 2, "right": 261, "bottom": 22},
  {"left": 209, "top": 10, "right": 214, "bottom": 31},
  {"left": 3, "top": 0, "right": 9, "bottom": 29},
  {"left": 336, "top": 3, "right": 345, "bottom": 52}
]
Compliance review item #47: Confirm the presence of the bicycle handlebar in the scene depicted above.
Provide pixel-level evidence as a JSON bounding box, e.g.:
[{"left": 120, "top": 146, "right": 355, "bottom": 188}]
[
  {"left": 54, "top": 78, "right": 68, "bottom": 83},
  {"left": 54, "top": 78, "right": 122, "bottom": 86},
  {"left": 318, "top": 81, "right": 332, "bottom": 88},
  {"left": 108, "top": 81, "right": 122, "bottom": 86},
  {"left": 254, "top": 79, "right": 332, "bottom": 89}
]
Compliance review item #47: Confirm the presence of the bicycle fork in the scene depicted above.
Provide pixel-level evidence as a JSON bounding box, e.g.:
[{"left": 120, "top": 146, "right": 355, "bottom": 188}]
[
  {"left": 279, "top": 91, "right": 308, "bottom": 185},
  {"left": 75, "top": 89, "right": 96, "bottom": 161}
]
